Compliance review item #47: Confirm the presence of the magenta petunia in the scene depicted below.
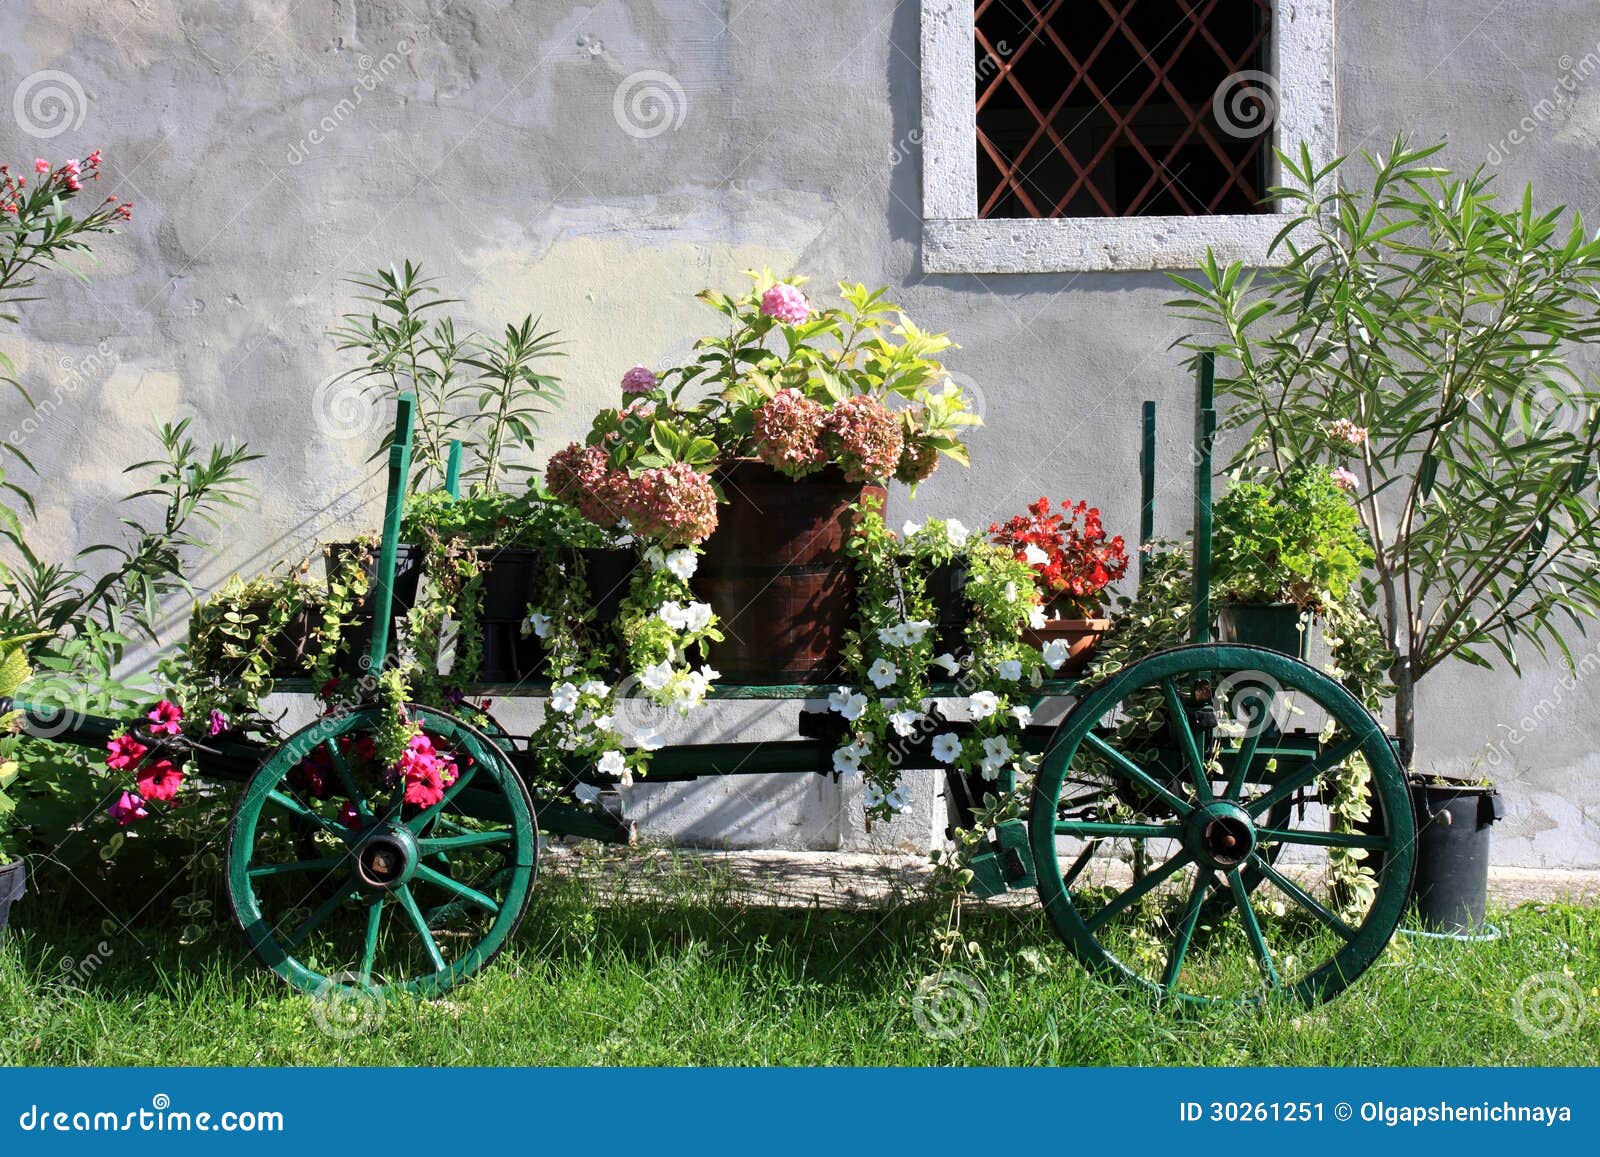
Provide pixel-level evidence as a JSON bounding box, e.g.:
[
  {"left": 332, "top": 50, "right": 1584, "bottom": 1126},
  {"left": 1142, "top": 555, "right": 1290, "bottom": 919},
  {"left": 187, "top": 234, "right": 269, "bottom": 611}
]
[
  {"left": 136, "top": 758, "right": 185, "bottom": 803},
  {"left": 106, "top": 732, "right": 148, "bottom": 772},
  {"left": 107, "top": 792, "right": 149, "bottom": 826},
  {"left": 146, "top": 699, "right": 183, "bottom": 736}
]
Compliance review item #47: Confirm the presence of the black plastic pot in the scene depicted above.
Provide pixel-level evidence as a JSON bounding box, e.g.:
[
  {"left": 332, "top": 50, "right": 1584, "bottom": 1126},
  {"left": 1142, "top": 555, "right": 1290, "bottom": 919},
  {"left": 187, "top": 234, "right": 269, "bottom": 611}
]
[
  {"left": 925, "top": 558, "right": 972, "bottom": 658},
  {"left": 327, "top": 541, "right": 426, "bottom": 677},
  {"left": 579, "top": 548, "right": 638, "bottom": 623},
  {"left": 473, "top": 548, "right": 544, "bottom": 683},
  {"left": 1409, "top": 779, "right": 1504, "bottom": 934},
  {"left": 0, "top": 858, "right": 26, "bottom": 939},
  {"left": 1215, "top": 602, "right": 1311, "bottom": 660}
]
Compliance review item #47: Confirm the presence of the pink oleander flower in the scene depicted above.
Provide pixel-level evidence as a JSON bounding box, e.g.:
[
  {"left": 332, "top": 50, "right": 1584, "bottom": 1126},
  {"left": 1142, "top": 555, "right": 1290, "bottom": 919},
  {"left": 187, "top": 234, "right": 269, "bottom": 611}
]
[
  {"left": 208, "top": 709, "right": 228, "bottom": 736},
  {"left": 136, "top": 758, "right": 185, "bottom": 804},
  {"left": 752, "top": 388, "right": 827, "bottom": 478},
  {"left": 761, "top": 283, "right": 810, "bottom": 325},
  {"left": 63, "top": 159, "right": 80, "bottom": 176},
  {"left": 106, "top": 732, "right": 148, "bottom": 772},
  {"left": 85, "top": 150, "right": 102, "bottom": 169},
  {"left": 545, "top": 442, "right": 633, "bottom": 529},
  {"left": 146, "top": 699, "right": 183, "bottom": 736},
  {"left": 107, "top": 791, "right": 148, "bottom": 826},
  {"left": 822, "top": 395, "right": 904, "bottom": 483},
  {"left": 1330, "top": 466, "right": 1359, "bottom": 492},
  {"left": 625, "top": 462, "right": 719, "bottom": 546},
  {"left": 1327, "top": 419, "right": 1368, "bottom": 447},
  {"left": 34, "top": 158, "right": 49, "bottom": 175},
  {"left": 895, "top": 439, "right": 939, "bottom": 486},
  {"left": 621, "top": 365, "right": 658, "bottom": 395}
]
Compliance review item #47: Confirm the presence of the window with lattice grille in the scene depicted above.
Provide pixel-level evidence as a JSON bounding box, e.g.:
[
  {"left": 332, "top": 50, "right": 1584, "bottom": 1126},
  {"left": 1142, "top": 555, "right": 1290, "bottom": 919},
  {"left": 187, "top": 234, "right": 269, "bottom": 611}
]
[{"left": 920, "top": 0, "right": 1334, "bottom": 273}]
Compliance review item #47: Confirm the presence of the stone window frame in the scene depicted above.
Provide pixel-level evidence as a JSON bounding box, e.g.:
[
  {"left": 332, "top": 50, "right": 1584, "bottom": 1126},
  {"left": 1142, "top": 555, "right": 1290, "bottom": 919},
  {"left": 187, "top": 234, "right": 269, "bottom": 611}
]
[{"left": 918, "top": 0, "right": 1337, "bottom": 273}]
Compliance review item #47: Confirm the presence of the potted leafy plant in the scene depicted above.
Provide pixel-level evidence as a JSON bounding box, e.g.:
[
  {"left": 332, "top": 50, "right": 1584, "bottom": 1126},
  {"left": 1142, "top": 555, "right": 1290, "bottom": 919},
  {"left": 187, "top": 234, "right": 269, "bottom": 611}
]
[
  {"left": 188, "top": 568, "right": 325, "bottom": 680},
  {"left": 1209, "top": 466, "right": 1372, "bottom": 659},
  {"left": 544, "top": 273, "right": 980, "bottom": 682},
  {"left": 1170, "top": 139, "right": 1600, "bottom": 928},
  {"left": 989, "top": 497, "right": 1129, "bottom": 673},
  {"left": 0, "top": 632, "right": 47, "bottom": 937}
]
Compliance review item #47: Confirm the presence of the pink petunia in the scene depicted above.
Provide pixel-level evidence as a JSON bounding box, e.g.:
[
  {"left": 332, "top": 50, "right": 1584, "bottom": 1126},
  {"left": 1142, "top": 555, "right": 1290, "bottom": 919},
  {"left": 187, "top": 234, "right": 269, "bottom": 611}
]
[
  {"left": 760, "top": 283, "right": 810, "bottom": 325},
  {"left": 135, "top": 759, "right": 185, "bottom": 803},
  {"left": 106, "top": 732, "right": 148, "bottom": 771},
  {"left": 107, "top": 792, "right": 149, "bottom": 826},
  {"left": 146, "top": 699, "right": 183, "bottom": 736},
  {"left": 208, "top": 709, "right": 229, "bottom": 736}
]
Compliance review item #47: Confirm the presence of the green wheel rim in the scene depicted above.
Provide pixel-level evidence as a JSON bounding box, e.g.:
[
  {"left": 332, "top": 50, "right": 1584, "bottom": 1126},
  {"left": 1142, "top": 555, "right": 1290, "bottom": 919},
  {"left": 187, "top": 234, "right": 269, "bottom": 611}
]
[
  {"left": 227, "top": 703, "right": 537, "bottom": 999},
  {"left": 1029, "top": 644, "right": 1415, "bottom": 1007}
]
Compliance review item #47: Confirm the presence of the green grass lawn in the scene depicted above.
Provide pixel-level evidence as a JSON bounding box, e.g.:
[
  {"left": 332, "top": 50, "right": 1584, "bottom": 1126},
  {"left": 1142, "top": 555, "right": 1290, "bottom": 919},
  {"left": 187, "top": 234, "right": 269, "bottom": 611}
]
[{"left": 2, "top": 857, "right": 1596, "bottom": 1066}]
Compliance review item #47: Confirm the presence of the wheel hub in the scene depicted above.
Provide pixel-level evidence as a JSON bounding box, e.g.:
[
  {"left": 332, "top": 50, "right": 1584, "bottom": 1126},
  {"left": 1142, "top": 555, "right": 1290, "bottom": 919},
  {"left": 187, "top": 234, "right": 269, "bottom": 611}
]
[
  {"left": 1184, "top": 799, "right": 1257, "bottom": 870},
  {"left": 354, "top": 825, "right": 419, "bottom": 890}
]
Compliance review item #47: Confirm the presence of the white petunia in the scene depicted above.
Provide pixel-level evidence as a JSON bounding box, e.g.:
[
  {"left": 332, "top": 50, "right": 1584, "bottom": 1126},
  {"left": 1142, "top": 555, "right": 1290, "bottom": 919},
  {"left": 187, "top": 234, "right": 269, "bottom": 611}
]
[
  {"left": 642, "top": 545, "right": 666, "bottom": 571},
  {"left": 549, "top": 681, "right": 579, "bottom": 714},
  {"left": 867, "top": 658, "right": 899, "bottom": 689},
  {"left": 627, "top": 726, "right": 666, "bottom": 752},
  {"left": 1028, "top": 604, "right": 1048, "bottom": 629},
  {"left": 889, "top": 709, "right": 923, "bottom": 738},
  {"left": 886, "top": 784, "right": 911, "bottom": 812},
  {"left": 580, "top": 679, "right": 610, "bottom": 698},
  {"left": 833, "top": 745, "right": 863, "bottom": 775},
  {"left": 931, "top": 733, "right": 962, "bottom": 763},
  {"left": 901, "top": 520, "right": 923, "bottom": 538},
  {"left": 979, "top": 736, "right": 1015, "bottom": 779},
  {"left": 863, "top": 781, "right": 885, "bottom": 808},
  {"left": 597, "top": 749, "right": 627, "bottom": 778},
  {"left": 1022, "top": 544, "right": 1049, "bottom": 567},
  {"left": 658, "top": 601, "right": 691, "bottom": 630},
  {"left": 1041, "top": 639, "right": 1071, "bottom": 671},
  {"left": 933, "top": 652, "right": 961, "bottom": 676},
  {"left": 945, "top": 519, "right": 970, "bottom": 546},
  {"left": 640, "top": 659, "right": 674, "bottom": 692},
  {"left": 1010, "top": 704, "right": 1034, "bottom": 727},
  {"left": 968, "top": 690, "right": 1000, "bottom": 719},
  {"left": 1004, "top": 581, "right": 1018, "bottom": 603},
  {"left": 682, "top": 602, "right": 714, "bottom": 632},
  {"left": 665, "top": 548, "right": 698, "bottom": 580},
  {"left": 877, "top": 623, "right": 908, "bottom": 648},
  {"left": 525, "top": 612, "right": 553, "bottom": 639},
  {"left": 998, "top": 658, "right": 1023, "bottom": 681},
  {"left": 593, "top": 714, "right": 615, "bottom": 733},
  {"left": 828, "top": 686, "right": 869, "bottom": 721},
  {"left": 900, "top": 619, "right": 933, "bottom": 645}
]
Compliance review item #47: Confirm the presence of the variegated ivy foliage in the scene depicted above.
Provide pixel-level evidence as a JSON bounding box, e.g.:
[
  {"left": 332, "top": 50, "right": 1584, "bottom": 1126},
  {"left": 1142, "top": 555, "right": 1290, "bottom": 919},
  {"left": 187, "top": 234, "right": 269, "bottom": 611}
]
[
  {"left": 839, "top": 501, "right": 1052, "bottom": 825},
  {"left": 522, "top": 544, "right": 721, "bottom": 795}
]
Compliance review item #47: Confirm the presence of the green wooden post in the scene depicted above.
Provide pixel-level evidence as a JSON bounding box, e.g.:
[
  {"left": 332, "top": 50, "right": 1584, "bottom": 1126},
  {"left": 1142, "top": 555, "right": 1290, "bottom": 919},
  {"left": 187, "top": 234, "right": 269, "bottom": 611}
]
[
  {"left": 1191, "top": 353, "right": 1216, "bottom": 644},
  {"left": 1139, "top": 400, "right": 1156, "bottom": 583},
  {"left": 444, "top": 440, "right": 463, "bottom": 499},
  {"left": 366, "top": 395, "right": 416, "bottom": 675}
]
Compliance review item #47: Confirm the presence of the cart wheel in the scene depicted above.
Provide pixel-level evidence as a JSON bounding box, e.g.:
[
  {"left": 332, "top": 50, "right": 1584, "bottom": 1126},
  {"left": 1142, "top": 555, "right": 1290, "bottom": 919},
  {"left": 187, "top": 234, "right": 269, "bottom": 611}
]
[
  {"left": 1029, "top": 644, "right": 1414, "bottom": 1006},
  {"left": 227, "top": 703, "right": 537, "bottom": 1000}
]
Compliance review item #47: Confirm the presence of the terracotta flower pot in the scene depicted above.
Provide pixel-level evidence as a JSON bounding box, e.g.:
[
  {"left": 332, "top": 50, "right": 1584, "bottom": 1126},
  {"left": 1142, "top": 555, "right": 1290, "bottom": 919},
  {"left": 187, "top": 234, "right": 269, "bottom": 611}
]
[{"left": 1022, "top": 613, "right": 1111, "bottom": 676}]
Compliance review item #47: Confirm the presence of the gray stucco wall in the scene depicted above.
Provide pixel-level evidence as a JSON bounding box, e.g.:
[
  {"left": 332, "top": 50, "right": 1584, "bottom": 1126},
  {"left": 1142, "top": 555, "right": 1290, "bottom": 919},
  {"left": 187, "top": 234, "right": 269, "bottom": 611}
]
[{"left": 2, "top": 0, "right": 1597, "bottom": 866}]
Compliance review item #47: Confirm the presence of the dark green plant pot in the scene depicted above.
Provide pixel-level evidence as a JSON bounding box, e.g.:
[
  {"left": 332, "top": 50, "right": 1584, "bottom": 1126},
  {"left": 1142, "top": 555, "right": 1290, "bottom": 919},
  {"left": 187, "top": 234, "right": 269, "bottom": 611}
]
[
  {"left": 0, "top": 858, "right": 25, "bottom": 940},
  {"left": 1215, "top": 602, "right": 1310, "bottom": 660}
]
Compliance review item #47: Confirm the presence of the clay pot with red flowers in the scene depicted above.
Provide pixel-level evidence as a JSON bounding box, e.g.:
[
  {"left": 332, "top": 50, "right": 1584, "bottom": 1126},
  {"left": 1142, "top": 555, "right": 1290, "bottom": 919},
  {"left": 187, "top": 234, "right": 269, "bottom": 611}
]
[{"left": 991, "top": 498, "right": 1130, "bottom": 675}]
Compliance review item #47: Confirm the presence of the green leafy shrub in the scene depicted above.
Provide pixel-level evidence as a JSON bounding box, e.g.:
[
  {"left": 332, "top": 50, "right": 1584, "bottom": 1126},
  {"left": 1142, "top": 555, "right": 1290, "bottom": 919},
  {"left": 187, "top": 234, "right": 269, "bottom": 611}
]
[{"left": 1212, "top": 467, "right": 1372, "bottom": 611}]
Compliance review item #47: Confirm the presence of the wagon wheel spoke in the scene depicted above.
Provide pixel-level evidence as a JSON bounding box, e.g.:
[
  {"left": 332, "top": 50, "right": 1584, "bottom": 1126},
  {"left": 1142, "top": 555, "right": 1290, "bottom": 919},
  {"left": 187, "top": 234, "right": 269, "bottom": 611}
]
[
  {"left": 395, "top": 884, "right": 448, "bottom": 973},
  {"left": 1082, "top": 732, "right": 1193, "bottom": 816},
  {"left": 1084, "top": 849, "right": 1194, "bottom": 933},
  {"left": 413, "top": 863, "right": 501, "bottom": 915},
  {"left": 266, "top": 789, "right": 351, "bottom": 841},
  {"left": 359, "top": 899, "right": 385, "bottom": 986},
  {"left": 1222, "top": 724, "right": 1263, "bottom": 801},
  {"left": 324, "top": 739, "right": 372, "bottom": 820},
  {"left": 406, "top": 762, "right": 480, "bottom": 834},
  {"left": 1245, "top": 732, "right": 1365, "bottom": 818},
  {"left": 1228, "top": 869, "right": 1280, "bottom": 988},
  {"left": 1060, "top": 841, "right": 1101, "bottom": 890},
  {"left": 1256, "top": 825, "right": 1392, "bottom": 851},
  {"left": 1160, "top": 678, "right": 1211, "bottom": 799},
  {"left": 417, "top": 830, "right": 513, "bottom": 855},
  {"left": 247, "top": 855, "right": 347, "bottom": 880},
  {"left": 1161, "top": 871, "right": 1214, "bottom": 992},
  {"left": 1053, "top": 820, "right": 1182, "bottom": 840},
  {"left": 1248, "top": 853, "right": 1359, "bottom": 941}
]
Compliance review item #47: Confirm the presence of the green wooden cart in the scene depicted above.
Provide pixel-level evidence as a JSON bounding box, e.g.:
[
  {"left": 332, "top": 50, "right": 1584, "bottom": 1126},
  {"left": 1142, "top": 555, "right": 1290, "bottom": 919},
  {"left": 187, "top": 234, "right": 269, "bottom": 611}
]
[{"left": 5, "top": 354, "right": 1415, "bottom": 1007}]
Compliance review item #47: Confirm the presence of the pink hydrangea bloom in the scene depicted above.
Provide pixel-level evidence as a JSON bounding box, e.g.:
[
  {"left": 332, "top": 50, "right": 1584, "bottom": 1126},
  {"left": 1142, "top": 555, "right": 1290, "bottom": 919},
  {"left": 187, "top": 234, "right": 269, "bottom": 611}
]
[
  {"left": 106, "top": 732, "right": 148, "bottom": 772},
  {"left": 136, "top": 758, "right": 185, "bottom": 804},
  {"left": 146, "top": 699, "right": 183, "bottom": 736},
  {"left": 107, "top": 792, "right": 148, "bottom": 826},
  {"left": 1330, "top": 466, "right": 1359, "bottom": 492},
  {"left": 761, "top": 283, "right": 810, "bottom": 325},
  {"left": 621, "top": 365, "right": 658, "bottom": 395},
  {"left": 752, "top": 388, "right": 827, "bottom": 478},
  {"left": 545, "top": 442, "right": 633, "bottom": 529},
  {"left": 822, "top": 395, "right": 904, "bottom": 483},
  {"left": 625, "top": 463, "right": 720, "bottom": 546}
]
